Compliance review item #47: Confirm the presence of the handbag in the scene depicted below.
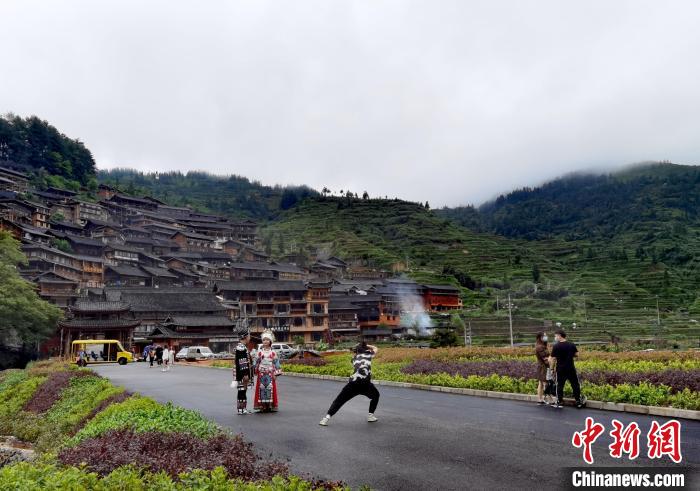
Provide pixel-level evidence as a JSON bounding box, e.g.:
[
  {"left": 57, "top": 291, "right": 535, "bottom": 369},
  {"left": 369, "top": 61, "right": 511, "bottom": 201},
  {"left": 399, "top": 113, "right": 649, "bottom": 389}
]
[{"left": 230, "top": 380, "right": 237, "bottom": 389}]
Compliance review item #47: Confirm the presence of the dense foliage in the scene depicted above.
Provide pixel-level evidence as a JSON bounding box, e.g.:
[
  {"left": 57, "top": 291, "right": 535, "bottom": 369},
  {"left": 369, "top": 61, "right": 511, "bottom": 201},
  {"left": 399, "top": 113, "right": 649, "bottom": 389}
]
[
  {"left": 59, "top": 429, "right": 289, "bottom": 480},
  {"left": 98, "top": 168, "right": 318, "bottom": 220},
  {"left": 69, "top": 396, "right": 220, "bottom": 445},
  {"left": 0, "top": 231, "right": 62, "bottom": 356},
  {"left": 0, "top": 463, "right": 341, "bottom": 491},
  {"left": 0, "top": 113, "right": 96, "bottom": 187}
]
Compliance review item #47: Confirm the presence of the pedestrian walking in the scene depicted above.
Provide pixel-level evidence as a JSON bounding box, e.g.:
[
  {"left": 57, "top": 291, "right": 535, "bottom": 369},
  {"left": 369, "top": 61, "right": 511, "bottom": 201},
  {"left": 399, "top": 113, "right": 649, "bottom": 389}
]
[
  {"left": 161, "top": 346, "right": 170, "bottom": 372},
  {"left": 319, "top": 341, "right": 380, "bottom": 426},
  {"left": 155, "top": 345, "right": 164, "bottom": 367},
  {"left": 233, "top": 332, "right": 254, "bottom": 414},
  {"left": 549, "top": 329, "right": 586, "bottom": 409},
  {"left": 148, "top": 345, "right": 155, "bottom": 368},
  {"left": 168, "top": 345, "right": 175, "bottom": 369},
  {"left": 534, "top": 331, "right": 552, "bottom": 405}
]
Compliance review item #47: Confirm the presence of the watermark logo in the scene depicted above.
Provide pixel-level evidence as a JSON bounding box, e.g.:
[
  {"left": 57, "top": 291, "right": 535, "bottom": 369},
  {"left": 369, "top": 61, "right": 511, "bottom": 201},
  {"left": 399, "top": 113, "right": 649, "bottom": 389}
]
[{"left": 572, "top": 418, "right": 683, "bottom": 465}]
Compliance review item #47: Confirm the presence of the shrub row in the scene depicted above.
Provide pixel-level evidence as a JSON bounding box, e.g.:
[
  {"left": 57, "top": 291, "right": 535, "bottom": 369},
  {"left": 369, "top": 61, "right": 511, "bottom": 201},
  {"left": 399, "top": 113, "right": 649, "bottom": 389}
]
[
  {"left": 374, "top": 346, "right": 700, "bottom": 364},
  {"left": 283, "top": 358, "right": 328, "bottom": 367},
  {"left": 23, "top": 370, "right": 95, "bottom": 414},
  {"left": 0, "top": 462, "right": 343, "bottom": 491},
  {"left": 400, "top": 360, "right": 700, "bottom": 393},
  {"left": 59, "top": 429, "right": 289, "bottom": 481},
  {"left": 68, "top": 396, "right": 221, "bottom": 446},
  {"left": 283, "top": 358, "right": 700, "bottom": 409}
]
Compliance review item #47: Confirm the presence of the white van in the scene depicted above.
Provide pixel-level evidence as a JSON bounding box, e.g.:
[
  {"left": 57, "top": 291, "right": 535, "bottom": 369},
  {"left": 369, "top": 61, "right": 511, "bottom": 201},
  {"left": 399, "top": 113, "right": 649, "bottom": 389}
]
[
  {"left": 185, "top": 346, "right": 214, "bottom": 361},
  {"left": 255, "top": 343, "right": 297, "bottom": 359}
]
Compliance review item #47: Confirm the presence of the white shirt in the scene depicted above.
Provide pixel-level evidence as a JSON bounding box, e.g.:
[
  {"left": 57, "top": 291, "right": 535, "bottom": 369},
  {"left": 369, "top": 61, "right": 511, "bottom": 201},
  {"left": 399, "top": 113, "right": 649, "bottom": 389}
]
[{"left": 162, "top": 348, "right": 170, "bottom": 361}]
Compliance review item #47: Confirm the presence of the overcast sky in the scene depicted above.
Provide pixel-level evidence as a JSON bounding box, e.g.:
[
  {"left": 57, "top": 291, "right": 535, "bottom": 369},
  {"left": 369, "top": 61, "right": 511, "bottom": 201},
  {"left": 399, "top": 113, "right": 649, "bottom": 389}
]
[{"left": 1, "top": 1, "right": 699, "bottom": 206}]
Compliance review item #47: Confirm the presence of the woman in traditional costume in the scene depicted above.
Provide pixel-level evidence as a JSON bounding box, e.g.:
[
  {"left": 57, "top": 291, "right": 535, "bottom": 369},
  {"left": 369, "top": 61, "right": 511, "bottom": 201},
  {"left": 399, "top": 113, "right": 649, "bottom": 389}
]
[
  {"left": 253, "top": 331, "right": 282, "bottom": 412},
  {"left": 232, "top": 331, "right": 254, "bottom": 414}
]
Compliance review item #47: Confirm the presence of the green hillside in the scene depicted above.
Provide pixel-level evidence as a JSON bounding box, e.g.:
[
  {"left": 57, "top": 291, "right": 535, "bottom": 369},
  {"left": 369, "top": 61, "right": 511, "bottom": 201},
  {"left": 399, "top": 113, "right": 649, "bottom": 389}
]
[
  {"left": 98, "top": 168, "right": 318, "bottom": 221},
  {"left": 0, "top": 113, "right": 97, "bottom": 190}
]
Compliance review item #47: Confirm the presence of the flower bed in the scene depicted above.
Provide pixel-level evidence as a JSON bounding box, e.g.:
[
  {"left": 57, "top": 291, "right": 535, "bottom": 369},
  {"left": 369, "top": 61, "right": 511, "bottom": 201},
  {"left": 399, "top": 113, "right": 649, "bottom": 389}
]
[{"left": 0, "top": 362, "right": 345, "bottom": 490}]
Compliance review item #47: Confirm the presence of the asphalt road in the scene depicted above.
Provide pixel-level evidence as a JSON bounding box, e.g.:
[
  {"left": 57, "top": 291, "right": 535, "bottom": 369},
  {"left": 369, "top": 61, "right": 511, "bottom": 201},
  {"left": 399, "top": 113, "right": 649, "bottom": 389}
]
[{"left": 93, "top": 363, "right": 700, "bottom": 490}]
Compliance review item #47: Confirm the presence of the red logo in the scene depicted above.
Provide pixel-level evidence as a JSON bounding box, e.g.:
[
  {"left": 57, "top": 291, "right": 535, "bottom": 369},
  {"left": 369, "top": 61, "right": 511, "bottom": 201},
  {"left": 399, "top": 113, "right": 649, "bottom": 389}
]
[
  {"left": 573, "top": 418, "right": 683, "bottom": 464},
  {"left": 647, "top": 420, "right": 682, "bottom": 464},
  {"left": 608, "top": 419, "right": 640, "bottom": 460},
  {"left": 572, "top": 417, "right": 605, "bottom": 464}
]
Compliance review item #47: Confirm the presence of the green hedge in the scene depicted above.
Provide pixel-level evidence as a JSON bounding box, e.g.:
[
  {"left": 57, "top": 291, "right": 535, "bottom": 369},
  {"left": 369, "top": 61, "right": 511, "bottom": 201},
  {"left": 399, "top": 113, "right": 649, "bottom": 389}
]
[
  {"left": 68, "top": 396, "right": 220, "bottom": 446},
  {"left": 283, "top": 359, "right": 700, "bottom": 410},
  {"left": 0, "top": 462, "right": 339, "bottom": 491}
]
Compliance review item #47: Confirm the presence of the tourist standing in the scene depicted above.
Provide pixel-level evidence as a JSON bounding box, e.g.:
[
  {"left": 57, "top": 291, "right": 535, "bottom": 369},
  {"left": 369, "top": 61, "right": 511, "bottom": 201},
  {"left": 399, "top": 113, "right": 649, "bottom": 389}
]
[
  {"left": 233, "top": 332, "right": 254, "bottom": 414},
  {"left": 147, "top": 345, "right": 155, "bottom": 367},
  {"left": 319, "top": 341, "right": 380, "bottom": 426},
  {"left": 253, "top": 331, "right": 282, "bottom": 412},
  {"left": 161, "top": 346, "right": 170, "bottom": 372},
  {"left": 534, "top": 332, "right": 551, "bottom": 405},
  {"left": 549, "top": 329, "right": 586, "bottom": 409},
  {"left": 155, "top": 344, "right": 164, "bottom": 367},
  {"left": 168, "top": 345, "right": 175, "bottom": 369}
]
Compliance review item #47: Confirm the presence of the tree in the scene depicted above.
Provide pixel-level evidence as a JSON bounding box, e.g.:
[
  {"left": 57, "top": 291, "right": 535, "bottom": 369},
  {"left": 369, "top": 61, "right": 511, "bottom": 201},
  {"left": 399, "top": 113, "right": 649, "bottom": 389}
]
[
  {"left": 431, "top": 328, "right": 458, "bottom": 348},
  {"left": 425, "top": 201, "right": 430, "bottom": 210},
  {"left": 50, "top": 212, "right": 65, "bottom": 222},
  {"left": 50, "top": 238, "right": 72, "bottom": 253},
  {"left": 532, "top": 263, "right": 540, "bottom": 284},
  {"left": 362, "top": 191, "right": 369, "bottom": 200},
  {"left": 280, "top": 189, "right": 299, "bottom": 210},
  {"left": 0, "top": 231, "right": 62, "bottom": 348}
]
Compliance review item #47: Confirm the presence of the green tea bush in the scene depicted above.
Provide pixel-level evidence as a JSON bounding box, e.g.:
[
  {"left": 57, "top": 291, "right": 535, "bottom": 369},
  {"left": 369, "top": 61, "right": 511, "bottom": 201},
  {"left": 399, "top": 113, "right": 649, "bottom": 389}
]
[
  {"left": 0, "top": 375, "right": 46, "bottom": 436},
  {"left": 69, "top": 396, "right": 220, "bottom": 446},
  {"left": 0, "top": 462, "right": 341, "bottom": 491}
]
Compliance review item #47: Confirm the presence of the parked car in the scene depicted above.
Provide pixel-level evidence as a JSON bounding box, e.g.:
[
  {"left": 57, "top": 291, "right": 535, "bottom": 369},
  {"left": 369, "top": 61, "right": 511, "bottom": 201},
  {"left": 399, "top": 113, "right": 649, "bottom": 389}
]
[
  {"left": 175, "top": 347, "right": 189, "bottom": 361},
  {"left": 255, "top": 343, "right": 298, "bottom": 359},
  {"left": 185, "top": 346, "right": 214, "bottom": 361}
]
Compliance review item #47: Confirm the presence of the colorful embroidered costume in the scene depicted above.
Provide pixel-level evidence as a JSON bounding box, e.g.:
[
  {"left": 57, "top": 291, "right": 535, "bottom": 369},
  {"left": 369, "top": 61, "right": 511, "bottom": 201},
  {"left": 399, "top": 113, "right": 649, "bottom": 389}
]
[{"left": 253, "top": 348, "right": 281, "bottom": 411}]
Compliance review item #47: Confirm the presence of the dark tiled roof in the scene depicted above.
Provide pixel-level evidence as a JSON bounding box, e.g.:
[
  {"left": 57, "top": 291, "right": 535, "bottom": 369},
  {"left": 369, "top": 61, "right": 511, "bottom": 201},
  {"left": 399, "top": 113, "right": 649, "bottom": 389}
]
[
  {"left": 215, "top": 280, "right": 307, "bottom": 292},
  {"left": 172, "top": 230, "right": 214, "bottom": 240},
  {"left": 163, "top": 315, "right": 235, "bottom": 327},
  {"left": 0, "top": 166, "right": 29, "bottom": 179},
  {"left": 141, "top": 266, "right": 178, "bottom": 278},
  {"left": 147, "top": 325, "right": 237, "bottom": 340},
  {"left": 106, "top": 265, "right": 150, "bottom": 278},
  {"left": 106, "top": 287, "right": 226, "bottom": 313},
  {"left": 73, "top": 300, "right": 130, "bottom": 312},
  {"left": 60, "top": 319, "right": 140, "bottom": 328},
  {"left": 168, "top": 267, "right": 199, "bottom": 278},
  {"left": 65, "top": 234, "right": 104, "bottom": 247}
]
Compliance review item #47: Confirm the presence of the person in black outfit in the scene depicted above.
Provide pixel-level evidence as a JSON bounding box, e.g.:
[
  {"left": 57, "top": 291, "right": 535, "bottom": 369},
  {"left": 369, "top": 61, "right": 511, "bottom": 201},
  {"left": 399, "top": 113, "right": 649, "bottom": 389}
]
[
  {"left": 550, "top": 329, "right": 586, "bottom": 409},
  {"left": 155, "top": 345, "right": 164, "bottom": 366},
  {"left": 319, "top": 341, "right": 380, "bottom": 426},
  {"left": 233, "top": 333, "right": 254, "bottom": 414}
]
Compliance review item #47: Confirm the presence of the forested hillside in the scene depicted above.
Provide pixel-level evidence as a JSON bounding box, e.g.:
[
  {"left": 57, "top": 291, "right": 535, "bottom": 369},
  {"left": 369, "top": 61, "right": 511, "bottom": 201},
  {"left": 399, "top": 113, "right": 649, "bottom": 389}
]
[
  {"left": 0, "top": 114, "right": 97, "bottom": 190},
  {"left": 98, "top": 169, "right": 318, "bottom": 221},
  {"left": 440, "top": 163, "right": 700, "bottom": 240}
]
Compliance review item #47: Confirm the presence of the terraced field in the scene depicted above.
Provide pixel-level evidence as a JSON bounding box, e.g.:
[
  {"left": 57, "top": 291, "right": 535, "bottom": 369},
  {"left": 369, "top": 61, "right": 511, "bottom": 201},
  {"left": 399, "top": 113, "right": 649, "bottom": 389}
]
[{"left": 264, "top": 198, "right": 700, "bottom": 346}]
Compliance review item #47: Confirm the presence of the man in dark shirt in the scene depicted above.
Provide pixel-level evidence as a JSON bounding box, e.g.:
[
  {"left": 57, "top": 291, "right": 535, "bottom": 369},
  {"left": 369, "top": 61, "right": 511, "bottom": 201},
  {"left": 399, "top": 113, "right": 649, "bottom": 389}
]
[{"left": 550, "top": 329, "right": 586, "bottom": 409}]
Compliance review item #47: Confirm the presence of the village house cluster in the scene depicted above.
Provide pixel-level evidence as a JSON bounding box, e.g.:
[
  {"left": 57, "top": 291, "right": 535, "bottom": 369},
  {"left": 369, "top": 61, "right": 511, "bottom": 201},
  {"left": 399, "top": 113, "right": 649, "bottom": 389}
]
[{"left": 0, "top": 166, "right": 462, "bottom": 356}]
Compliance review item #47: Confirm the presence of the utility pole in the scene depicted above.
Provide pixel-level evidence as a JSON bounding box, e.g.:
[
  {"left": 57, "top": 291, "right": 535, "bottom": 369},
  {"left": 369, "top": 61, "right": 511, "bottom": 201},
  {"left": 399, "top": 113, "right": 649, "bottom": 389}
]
[
  {"left": 583, "top": 292, "right": 588, "bottom": 327},
  {"left": 468, "top": 321, "right": 472, "bottom": 346},
  {"left": 464, "top": 324, "right": 468, "bottom": 347},
  {"left": 656, "top": 295, "right": 661, "bottom": 336},
  {"left": 508, "top": 294, "right": 514, "bottom": 347},
  {"left": 496, "top": 296, "right": 499, "bottom": 312}
]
